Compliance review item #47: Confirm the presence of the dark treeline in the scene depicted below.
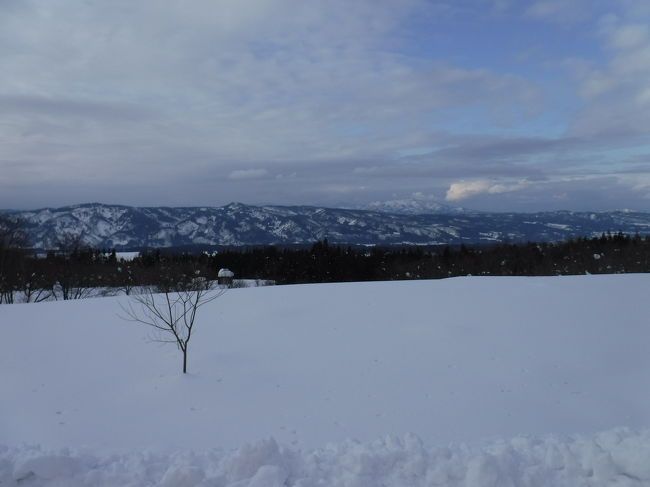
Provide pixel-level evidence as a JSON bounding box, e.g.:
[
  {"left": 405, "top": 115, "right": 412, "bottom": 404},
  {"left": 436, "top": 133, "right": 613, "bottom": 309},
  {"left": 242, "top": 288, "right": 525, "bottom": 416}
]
[
  {"left": 208, "top": 233, "right": 650, "bottom": 283},
  {"left": 2, "top": 222, "right": 650, "bottom": 303}
]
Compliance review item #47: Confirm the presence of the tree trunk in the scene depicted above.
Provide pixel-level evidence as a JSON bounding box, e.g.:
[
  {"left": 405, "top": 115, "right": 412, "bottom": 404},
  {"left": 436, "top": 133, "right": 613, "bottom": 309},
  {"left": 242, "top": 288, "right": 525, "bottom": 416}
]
[{"left": 183, "top": 349, "right": 187, "bottom": 374}]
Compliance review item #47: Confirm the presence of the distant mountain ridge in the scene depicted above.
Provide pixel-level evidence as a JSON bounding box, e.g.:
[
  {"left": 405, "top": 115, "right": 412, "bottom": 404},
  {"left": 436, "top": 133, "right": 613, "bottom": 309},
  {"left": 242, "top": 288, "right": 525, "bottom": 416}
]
[
  {"left": 354, "top": 198, "right": 469, "bottom": 215},
  {"left": 6, "top": 202, "right": 650, "bottom": 249}
]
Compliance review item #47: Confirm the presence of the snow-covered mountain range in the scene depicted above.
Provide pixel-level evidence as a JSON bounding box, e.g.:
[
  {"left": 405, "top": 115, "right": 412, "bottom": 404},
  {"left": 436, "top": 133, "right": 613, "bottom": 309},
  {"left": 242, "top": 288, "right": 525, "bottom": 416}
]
[
  {"left": 353, "top": 198, "right": 469, "bottom": 215},
  {"left": 7, "top": 202, "right": 650, "bottom": 249}
]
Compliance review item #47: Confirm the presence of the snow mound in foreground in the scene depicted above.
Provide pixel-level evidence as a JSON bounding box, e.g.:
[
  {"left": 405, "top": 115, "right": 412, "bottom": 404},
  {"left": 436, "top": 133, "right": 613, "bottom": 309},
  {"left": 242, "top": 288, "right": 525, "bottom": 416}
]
[{"left": 3, "top": 428, "right": 650, "bottom": 487}]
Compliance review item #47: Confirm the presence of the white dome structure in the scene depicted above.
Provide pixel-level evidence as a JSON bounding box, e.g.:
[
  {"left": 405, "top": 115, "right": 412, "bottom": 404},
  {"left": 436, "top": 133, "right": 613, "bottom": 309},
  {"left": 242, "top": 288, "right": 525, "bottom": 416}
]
[
  {"left": 217, "top": 268, "right": 235, "bottom": 286},
  {"left": 218, "top": 268, "right": 234, "bottom": 278}
]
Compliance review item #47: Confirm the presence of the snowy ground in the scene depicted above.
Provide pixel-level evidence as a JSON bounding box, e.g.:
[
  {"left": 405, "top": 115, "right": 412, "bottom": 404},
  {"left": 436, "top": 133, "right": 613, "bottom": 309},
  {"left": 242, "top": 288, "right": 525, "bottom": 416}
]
[{"left": 1, "top": 275, "right": 650, "bottom": 486}]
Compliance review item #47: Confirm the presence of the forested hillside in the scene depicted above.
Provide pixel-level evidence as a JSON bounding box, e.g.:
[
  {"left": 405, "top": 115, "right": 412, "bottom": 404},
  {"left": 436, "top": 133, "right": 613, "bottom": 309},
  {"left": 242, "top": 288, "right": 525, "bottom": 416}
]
[{"left": 2, "top": 231, "right": 648, "bottom": 303}]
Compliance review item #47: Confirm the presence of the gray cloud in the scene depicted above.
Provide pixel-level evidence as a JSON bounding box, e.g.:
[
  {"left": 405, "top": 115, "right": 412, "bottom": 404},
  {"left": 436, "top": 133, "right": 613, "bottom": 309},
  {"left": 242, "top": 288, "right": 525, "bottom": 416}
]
[
  {"left": 568, "top": 11, "right": 650, "bottom": 139},
  {"left": 0, "top": 0, "right": 544, "bottom": 208},
  {"left": 0, "top": 0, "right": 649, "bottom": 212},
  {"left": 0, "top": 95, "right": 152, "bottom": 121},
  {"left": 228, "top": 169, "right": 270, "bottom": 180}
]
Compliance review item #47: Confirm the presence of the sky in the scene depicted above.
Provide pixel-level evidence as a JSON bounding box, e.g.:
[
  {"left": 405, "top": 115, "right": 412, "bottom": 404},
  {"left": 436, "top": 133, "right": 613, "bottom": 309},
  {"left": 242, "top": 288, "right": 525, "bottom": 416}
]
[{"left": 1, "top": 0, "right": 650, "bottom": 212}]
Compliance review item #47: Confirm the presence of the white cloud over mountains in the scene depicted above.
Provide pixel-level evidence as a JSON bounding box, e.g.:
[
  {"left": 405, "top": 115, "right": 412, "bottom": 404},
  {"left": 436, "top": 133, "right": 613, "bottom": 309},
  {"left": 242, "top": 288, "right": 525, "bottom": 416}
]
[{"left": 446, "top": 179, "right": 529, "bottom": 201}]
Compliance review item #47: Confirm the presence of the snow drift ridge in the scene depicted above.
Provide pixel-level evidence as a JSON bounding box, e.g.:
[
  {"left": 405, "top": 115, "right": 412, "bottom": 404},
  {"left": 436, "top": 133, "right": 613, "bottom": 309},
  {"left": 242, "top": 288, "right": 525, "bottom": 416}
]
[{"left": 3, "top": 428, "right": 650, "bottom": 487}]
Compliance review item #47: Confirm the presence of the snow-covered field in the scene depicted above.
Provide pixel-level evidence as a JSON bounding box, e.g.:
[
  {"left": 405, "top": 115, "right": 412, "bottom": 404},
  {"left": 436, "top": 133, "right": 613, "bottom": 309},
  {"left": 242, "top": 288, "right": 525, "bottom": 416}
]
[{"left": 1, "top": 275, "right": 650, "bottom": 486}]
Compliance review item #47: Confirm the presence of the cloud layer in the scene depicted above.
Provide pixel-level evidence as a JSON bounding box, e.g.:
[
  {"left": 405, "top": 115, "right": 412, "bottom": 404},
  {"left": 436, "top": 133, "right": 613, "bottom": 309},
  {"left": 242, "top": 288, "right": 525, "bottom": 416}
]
[{"left": 1, "top": 0, "right": 649, "bottom": 211}]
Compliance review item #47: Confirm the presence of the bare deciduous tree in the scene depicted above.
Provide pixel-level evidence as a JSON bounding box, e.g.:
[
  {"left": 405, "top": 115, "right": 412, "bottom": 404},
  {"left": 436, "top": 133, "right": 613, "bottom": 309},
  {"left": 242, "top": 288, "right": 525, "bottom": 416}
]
[
  {"left": 53, "top": 233, "right": 94, "bottom": 300},
  {"left": 22, "top": 270, "right": 53, "bottom": 303},
  {"left": 120, "top": 281, "right": 225, "bottom": 373}
]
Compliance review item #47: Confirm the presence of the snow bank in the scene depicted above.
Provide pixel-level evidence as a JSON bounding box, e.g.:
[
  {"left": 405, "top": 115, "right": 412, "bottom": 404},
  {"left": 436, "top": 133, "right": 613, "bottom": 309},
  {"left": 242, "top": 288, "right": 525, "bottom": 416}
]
[{"left": 2, "top": 428, "right": 650, "bottom": 486}]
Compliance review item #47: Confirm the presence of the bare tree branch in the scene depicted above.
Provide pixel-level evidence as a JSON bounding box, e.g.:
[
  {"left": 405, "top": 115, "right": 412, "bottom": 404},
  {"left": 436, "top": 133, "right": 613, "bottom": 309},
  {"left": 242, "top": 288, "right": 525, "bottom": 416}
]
[{"left": 119, "top": 282, "right": 225, "bottom": 373}]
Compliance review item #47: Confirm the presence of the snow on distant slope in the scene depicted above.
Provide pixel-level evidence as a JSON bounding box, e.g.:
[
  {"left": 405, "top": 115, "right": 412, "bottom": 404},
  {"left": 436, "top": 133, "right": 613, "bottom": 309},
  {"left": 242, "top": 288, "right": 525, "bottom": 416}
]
[
  {"left": 358, "top": 197, "right": 469, "bottom": 215},
  {"left": 10, "top": 202, "right": 650, "bottom": 248},
  {"left": 1, "top": 275, "right": 650, "bottom": 485}
]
